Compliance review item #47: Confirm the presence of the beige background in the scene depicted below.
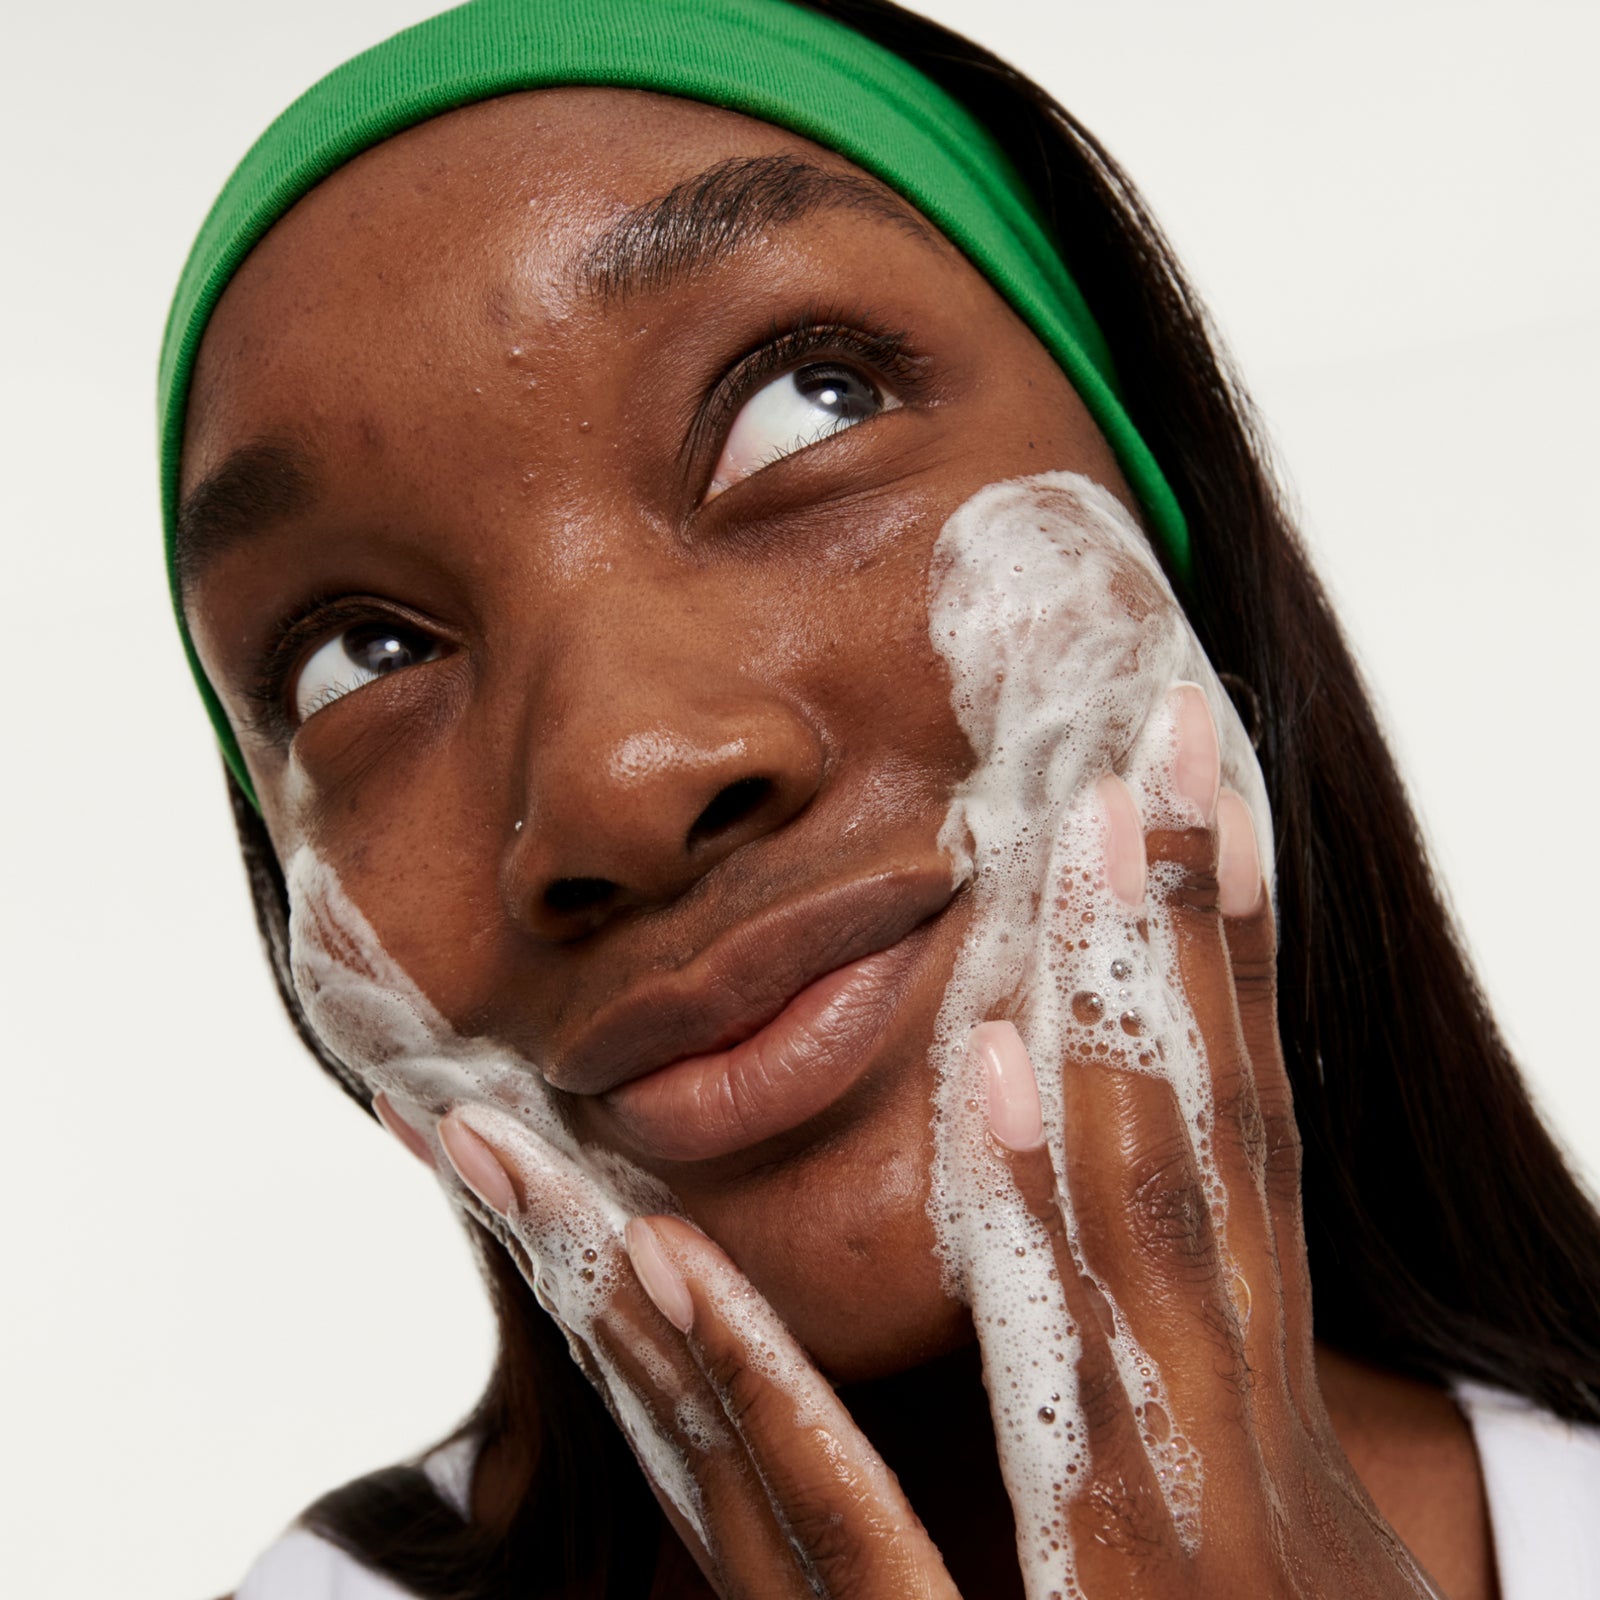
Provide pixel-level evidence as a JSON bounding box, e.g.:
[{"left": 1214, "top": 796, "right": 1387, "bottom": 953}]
[{"left": 3, "top": 2, "right": 1595, "bottom": 1595}]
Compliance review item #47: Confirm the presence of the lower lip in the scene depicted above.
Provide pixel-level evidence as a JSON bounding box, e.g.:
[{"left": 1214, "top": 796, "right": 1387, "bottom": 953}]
[{"left": 600, "top": 931, "right": 932, "bottom": 1163}]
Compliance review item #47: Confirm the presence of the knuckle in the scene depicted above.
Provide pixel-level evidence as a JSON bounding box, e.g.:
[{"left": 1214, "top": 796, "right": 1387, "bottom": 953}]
[
  {"left": 1199, "top": 1282, "right": 1251, "bottom": 1393},
  {"left": 1075, "top": 1466, "right": 1169, "bottom": 1562},
  {"left": 1147, "top": 826, "right": 1221, "bottom": 915},
  {"left": 700, "top": 1344, "right": 805, "bottom": 1453},
  {"left": 700, "top": 1341, "right": 762, "bottom": 1423},
  {"left": 1260, "top": 1103, "right": 1304, "bottom": 1207},
  {"left": 775, "top": 1491, "right": 859, "bottom": 1596},
  {"left": 1228, "top": 951, "right": 1277, "bottom": 1008},
  {"left": 1125, "top": 1141, "right": 1216, "bottom": 1276},
  {"left": 1216, "top": 1077, "right": 1270, "bottom": 1183},
  {"left": 1077, "top": 1355, "right": 1130, "bottom": 1439}
]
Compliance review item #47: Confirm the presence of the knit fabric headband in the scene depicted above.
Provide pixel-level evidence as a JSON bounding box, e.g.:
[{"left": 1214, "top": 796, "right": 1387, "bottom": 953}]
[{"left": 160, "top": 0, "right": 1189, "bottom": 803}]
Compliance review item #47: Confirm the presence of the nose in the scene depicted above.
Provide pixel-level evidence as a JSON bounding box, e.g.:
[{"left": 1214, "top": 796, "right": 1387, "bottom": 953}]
[{"left": 504, "top": 682, "right": 824, "bottom": 942}]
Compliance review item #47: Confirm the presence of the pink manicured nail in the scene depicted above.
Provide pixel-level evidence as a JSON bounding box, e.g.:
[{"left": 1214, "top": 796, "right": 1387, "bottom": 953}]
[
  {"left": 625, "top": 1218, "right": 696, "bottom": 1333},
  {"left": 438, "top": 1114, "right": 518, "bottom": 1216},
  {"left": 374, "top": 1093, "right": 435, "bottom": 1168},
  {"left": 1169, "top": 683, "right": 1220, "bottom": 823},
  {"left": 1096, "top": 773, "right": 1147, "bottom": 906},
  {"left": 971, "top": 1021, "right": 1044, "bottom": 1151},
  {"left": 1216, "top": 789, "right": 1264, "bottom": 918}
]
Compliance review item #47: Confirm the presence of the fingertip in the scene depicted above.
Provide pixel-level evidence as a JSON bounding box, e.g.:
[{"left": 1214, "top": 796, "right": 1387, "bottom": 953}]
[
  {"left": 1096, "top": 773, "right": 1147, "bottom": 907},
  {"left": 373, "top": 1092, "right": 435, "bottom": 1169},
  {"left": 970, "top": 1020, "right": 1045, "bottom": 1151},
  {"left": 1168, "top": 682, "right": 1221, "bottom": 824},
  {"left": 625, "top": 1217, "right": 696, "bottom": 1334},
  {"left": 438, "top": 1111, "right": 518, "bottom": 1217},
  {"left": 1216, "top": 789, "right": 1265, "bottom": 919}
]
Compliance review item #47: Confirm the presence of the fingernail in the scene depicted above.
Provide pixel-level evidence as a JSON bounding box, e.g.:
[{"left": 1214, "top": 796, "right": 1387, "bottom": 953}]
[
  {"left": 373, "top": 1093, "right": 435, "bottom": 1168},
  {"left": 1216, "top": 789, "right": 1264, "bottom": 918},
  {"left": 1096, "top": 773, "right": 1147, "bottom": 906},
  {"left": 625, "top": 1218, "right": 695, "bottom": 1333},
  {"left": 1169, "top": 683, "right": 1220, "bottom": 824},
  {"left": 438, "top": 1113, "right": 518, "bottom": 1216},
  {"left": 971, "top": 1020, "right": 1044, "bottom": 1151}
]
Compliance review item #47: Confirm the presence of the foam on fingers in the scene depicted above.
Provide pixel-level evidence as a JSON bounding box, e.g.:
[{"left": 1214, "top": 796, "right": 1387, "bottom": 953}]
[{"left": 926, "top": 472, "right": 1272, "bottom": 1595}]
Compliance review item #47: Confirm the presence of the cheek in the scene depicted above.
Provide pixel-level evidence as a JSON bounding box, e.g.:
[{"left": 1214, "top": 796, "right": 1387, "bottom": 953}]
[
  {"left": 264, "top": 769, "right": 512, "bottom": 1070},
  {"left": 777, "top": 511, "right": 972, "bottom": 774}
]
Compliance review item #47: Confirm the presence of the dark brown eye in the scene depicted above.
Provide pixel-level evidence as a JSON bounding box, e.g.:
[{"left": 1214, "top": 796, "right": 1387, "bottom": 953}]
[
  {"left": 792, "top": 363, "right": 880, "bottom": 423},
  {"left": 708, "top": 361, "right": 897, "bottom": 498},
  {"left": 292, "top": 621, "right": 442, "bottom": 724}
]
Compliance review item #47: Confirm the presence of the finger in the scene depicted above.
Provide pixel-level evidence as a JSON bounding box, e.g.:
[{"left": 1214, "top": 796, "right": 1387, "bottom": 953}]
[
  {"left": 439, "top": 1111, "right": 807, "bottom": 1597},
  {"left": 1143, "top": 696, "right": 1289, "bottom": 1399},
  {"left": 1055, "top": 755, "right": 1269, "bottom": 1514},
  {"left": 645, "top": 1215, "right": 962, "bottom": 1600},
  {"left": 438, "top": 1109, "right": 679, "bottom": 1425},
  {"left": 1216, "top": 795, "right": 1317, "bottom": 1411},
  {"left": 1056, "top": 1035, "right": 1258, "bottom": 1531},
  {"left": 1099, "top": 733, "right": 1260, "bottom": 1400},
  {"left": 975, "top": 1021, "right": 1185, "bottom": 1575},
  {"left": 1142, "top": 812, "right": 1285, "bottom": 1377},
  {"left": 372, "top": 1091, "right": 436, "bottom": 1168},
  {"left": 590, "top": 1258, "right": 807, "bottom": 1600}
]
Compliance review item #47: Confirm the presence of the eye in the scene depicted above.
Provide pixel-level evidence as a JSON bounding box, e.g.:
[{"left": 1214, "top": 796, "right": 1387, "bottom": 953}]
[
  {"left": 708, "top": 361, "right": 899, "bottom": 498},
  {"left": 292, "top": 621, "right": 443, "bottom": 724}
]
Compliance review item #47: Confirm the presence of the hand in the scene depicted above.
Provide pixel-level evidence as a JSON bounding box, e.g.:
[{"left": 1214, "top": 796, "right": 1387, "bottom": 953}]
[
  {"left": 434, "top": 1106, "right": 960, "bottom": 1600},
  {"left": 971, "top": 685, "right": 1441, "bottom": 1598}
]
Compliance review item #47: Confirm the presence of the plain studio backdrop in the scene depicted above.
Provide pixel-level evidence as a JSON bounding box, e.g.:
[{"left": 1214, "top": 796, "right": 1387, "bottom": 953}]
[{"left": 3, "top": 2, "right": 1595, "bottom": 1595}]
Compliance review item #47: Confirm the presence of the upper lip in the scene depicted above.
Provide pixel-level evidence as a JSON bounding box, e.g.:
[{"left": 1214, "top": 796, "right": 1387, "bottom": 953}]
[{"left": 546, "top": 864, "right": 957, "bottom": 1096}]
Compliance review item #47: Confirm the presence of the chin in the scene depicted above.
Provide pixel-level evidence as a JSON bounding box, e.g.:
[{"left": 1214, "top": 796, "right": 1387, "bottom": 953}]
[{"left": 672, "top": 1070, "right": 971, "bottom": 1384}]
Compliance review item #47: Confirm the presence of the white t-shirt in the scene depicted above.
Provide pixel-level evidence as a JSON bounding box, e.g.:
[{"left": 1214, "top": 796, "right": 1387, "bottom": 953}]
[
  {"left": 236, "top": 1437, "right": 476, "bottom": 1600},
  {"left": 1453, "top": 1381, "right": 1600, "bottom": 1598},
  {"left": 236, "top": 1386, "right": 1600, "bottom": 1598}
]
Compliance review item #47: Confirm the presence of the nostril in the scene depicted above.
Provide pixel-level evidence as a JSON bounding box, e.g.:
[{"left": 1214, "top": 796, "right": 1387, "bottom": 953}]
[
  {"left": 543, "top": 876, "right": 617, "bottom": 918},
  {"left": 687, "top": 775, "right": 774, "bottom": 850}
]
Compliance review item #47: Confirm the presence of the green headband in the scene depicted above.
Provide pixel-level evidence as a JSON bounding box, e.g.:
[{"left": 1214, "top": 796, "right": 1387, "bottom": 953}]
[{"left": 160, "top": 0, "right": 1190, "bottom": 804}]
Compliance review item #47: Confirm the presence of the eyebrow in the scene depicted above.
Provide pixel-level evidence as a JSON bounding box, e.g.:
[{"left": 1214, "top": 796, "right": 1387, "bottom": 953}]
[
  {"left": 174, "top": 438, "right": 319, "bottom": 596},
  {"left": 174, "top": 160, "right": 941, "bottom": 586},
  {"left": 573, "top": 153, "right": 947, "bottom": 303}
]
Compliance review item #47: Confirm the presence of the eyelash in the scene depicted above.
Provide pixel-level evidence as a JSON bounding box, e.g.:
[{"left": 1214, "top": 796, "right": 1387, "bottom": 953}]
[
  {"left": 242, "top": 592, "right": 442, "bottom": 742},
  {"left": 245, "top": 315, "right": 928, "bottom": 740},
  {"left": 687, "top": 311, "right": 928, "bottom": 487}
]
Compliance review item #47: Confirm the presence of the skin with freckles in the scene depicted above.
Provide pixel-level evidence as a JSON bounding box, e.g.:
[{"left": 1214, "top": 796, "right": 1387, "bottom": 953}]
[{"left": 182, "top": 89, "right": 1495, "bottom": 1599}]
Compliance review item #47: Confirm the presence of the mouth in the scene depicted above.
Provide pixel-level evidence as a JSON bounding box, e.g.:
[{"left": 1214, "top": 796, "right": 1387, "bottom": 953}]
[{"left": 559, "top": 866, "right": 957, "bottom": 1163}]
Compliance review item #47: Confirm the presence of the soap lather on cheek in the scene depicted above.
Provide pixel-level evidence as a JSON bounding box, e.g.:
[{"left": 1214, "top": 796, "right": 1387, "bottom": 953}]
[
  {"left": 278, "top": 471, "right": 1269, "bottom": 1592},
  {"left": 284, "top": 849, "right": 713, "bottom": 1539}
]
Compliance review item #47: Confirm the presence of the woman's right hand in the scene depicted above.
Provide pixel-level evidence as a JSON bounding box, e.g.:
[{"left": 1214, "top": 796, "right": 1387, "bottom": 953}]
[
  {"left": 434, "top": 1110, "right": 960, "bottom": 1600},
  {"left": 964, "top": 687, "right": 1441, "bottom": 1600}
]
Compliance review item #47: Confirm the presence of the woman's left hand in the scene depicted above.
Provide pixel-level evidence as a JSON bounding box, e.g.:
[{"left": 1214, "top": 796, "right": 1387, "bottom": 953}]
[
  {"left": 973, "top": 686, "right": 1442, "bottom": 1598},
  {"left": 431, "top": 1099, "right": 961, "bottom": 1599}
]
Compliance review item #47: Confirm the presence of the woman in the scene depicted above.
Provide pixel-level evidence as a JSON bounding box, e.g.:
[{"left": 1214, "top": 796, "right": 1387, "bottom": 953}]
[{"left": 161, "top": 0, "right": 1600, "bottom": 1595}]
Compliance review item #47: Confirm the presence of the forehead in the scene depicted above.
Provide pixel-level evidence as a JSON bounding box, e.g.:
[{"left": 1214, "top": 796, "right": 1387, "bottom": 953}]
[{"left": 181, "top": 87, "right": 937, "bottom": 486}]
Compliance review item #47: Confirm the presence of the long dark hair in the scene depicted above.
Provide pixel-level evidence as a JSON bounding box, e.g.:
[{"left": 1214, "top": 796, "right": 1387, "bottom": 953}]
[{"left": 220, "top": 1, "right": 1600, "bottom": 1593}]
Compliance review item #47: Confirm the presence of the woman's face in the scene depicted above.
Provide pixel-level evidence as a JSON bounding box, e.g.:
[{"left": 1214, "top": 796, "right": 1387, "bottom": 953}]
[{"left": 182, "top": 88, "right": 1138, "bottom": 1382}]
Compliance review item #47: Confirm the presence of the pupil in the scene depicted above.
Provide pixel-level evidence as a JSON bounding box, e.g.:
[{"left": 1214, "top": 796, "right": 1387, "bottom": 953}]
[
  {"left": 795, "top": 364, "right": 876, "bottom": 422},
  {"left": 346, "top": 627, "right": 415, "bottom": 674}
]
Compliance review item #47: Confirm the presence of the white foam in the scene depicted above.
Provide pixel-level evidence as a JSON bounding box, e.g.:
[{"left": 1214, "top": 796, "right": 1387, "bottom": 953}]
[{"left": 925, "top": 471, "right": 1270, "bottom": 1594}]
